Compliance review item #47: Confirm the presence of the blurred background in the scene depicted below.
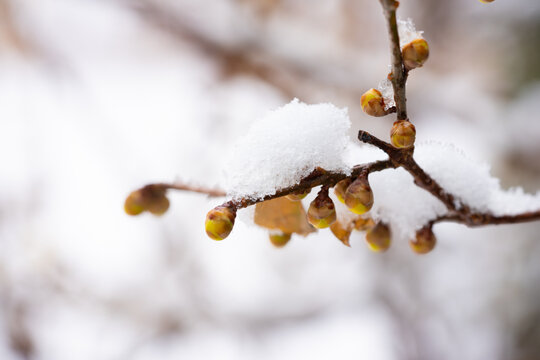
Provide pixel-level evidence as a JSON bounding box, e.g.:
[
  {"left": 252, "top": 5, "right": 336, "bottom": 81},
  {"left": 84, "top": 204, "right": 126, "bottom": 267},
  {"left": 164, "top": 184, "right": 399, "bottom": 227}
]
[{"left": 1, "top": 0, "right": 540, "bottom": 359}]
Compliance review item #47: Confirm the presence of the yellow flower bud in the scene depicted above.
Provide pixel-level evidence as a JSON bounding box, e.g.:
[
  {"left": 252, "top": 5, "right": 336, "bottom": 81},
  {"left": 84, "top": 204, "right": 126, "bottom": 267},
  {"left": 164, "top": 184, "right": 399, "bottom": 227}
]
[
  {"left": 205, "top": 205, "right": 236, "bottom": 241},
  {"left": 286, "top": 189, "right": 310, "bottom": 201},
  {"left": 334, "top": 178, "right": 352, "bottom": 204},
  {"left": 409, "top": 226, "right": 436, "bottom": 254},
  {"left": 390, "top": 120, "right": 416, "bottom": 149},
  {"left": 402, "top": 39, "right": 429, "bottom": 71},
  {"left": 147, "top": 196, "right": 170, "bottom": 216},
  {"left": 124, "top": 185, "right": 170, "bottom": 216},
  {"left": 124, "top": 190, "right": 146, "bottom": 216},
  {"left": 365, "top": 222, "right": 391, "bottom": 252},
  {"left": 478, "top": 0, "right": 494, "bottom": 3},
  {"left": 344, "top": 176, "right": 374, "bottom": 215},
  {"left": 361, "top": 88, "right": 388, "bottom": 117},
  {"left": 353, "top": 217, "right": 375, "bottom": 231},
  {"left": 307, "top": 190, "right": 336, "bottom": 229},
  {"left": 269, "top": 232, "right": 292, "bottom": 248}
]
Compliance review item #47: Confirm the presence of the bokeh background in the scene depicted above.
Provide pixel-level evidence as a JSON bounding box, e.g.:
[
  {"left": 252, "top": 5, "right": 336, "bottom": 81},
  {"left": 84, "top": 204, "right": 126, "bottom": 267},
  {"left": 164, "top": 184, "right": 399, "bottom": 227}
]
[{"left": 1, "top": 0, "right": 540, "bottom": 359}]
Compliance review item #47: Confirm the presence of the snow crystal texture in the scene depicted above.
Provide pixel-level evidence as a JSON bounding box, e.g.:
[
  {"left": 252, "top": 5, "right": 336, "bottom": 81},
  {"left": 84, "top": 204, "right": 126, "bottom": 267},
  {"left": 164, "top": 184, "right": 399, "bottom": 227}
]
[
  {"left": 225, "top": 99, "right": 351, "bottom": 200},
  {"left": 378, "top": 79, "right": 395, "bottom": 110},
  {"left": 397, "top": 18, "right": 424, "bottom": 48}
]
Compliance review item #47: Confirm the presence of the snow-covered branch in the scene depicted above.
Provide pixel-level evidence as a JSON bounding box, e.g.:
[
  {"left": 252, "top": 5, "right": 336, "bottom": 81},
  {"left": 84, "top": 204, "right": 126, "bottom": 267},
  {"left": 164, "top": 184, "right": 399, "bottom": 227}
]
[{"left": 125, "top": 0, "right": 540, "bottom": 254}]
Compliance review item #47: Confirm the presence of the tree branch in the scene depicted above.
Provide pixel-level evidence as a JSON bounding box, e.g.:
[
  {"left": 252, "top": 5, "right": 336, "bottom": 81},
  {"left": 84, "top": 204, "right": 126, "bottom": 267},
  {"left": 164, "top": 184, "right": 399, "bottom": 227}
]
[
  {"left": 226, "top": 160, "right": 396, "bottom": 210},
  {"left": 359, "top": 130, "right": 540, "bottom": 227},
  {"left": 141, "top": 183, "right": 226, "bottom": 197},
  {"left": 379, "top": 0, "right": 408, "bottom": 120}
]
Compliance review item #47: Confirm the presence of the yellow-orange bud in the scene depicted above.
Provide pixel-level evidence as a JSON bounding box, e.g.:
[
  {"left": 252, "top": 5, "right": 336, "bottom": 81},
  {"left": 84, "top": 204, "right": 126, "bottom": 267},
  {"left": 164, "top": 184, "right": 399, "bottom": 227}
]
[
  {"left": 344, "top": 176, "right": 374, "bottom": 215},
  {"left": 124, "top": 190, "right": 146, "bottom": 216},
  {"left": 205, "top": 205, "right": 236, "bottom": 241},
  {"left": 361, "top": 88, "right": 388, "bottom": 117},
  {"left": 409, "top": 226, "right": 436, "bottom": 254},
  {"left": 147, "top": 195, "right": 170, "bottom": 215},
  {"left": 307, "top": 190, "right": 336, "bottom": 229},
  {"left": 353, "top": 217, "right": 375, "bottom": 231},
  {"left": 124, "top": 185, "right": 170, "bottom": 216},
  {"left": 478, "top": 0, "right": 494, "bottom": 3},
  {"left": 390, "top": 120, "right": 416, "bottom": 149},
  {"left": 365, "top": 222, "right": 391, "bottom": 252},
  {"left": 402, "top": 39, "right": 429, "bottom": 71},
  {"left": 269, "top": 232, "right": 292, "bottom": 248},
  {"left": 334, "top": 178, "right": 352, "bottom": 204}
]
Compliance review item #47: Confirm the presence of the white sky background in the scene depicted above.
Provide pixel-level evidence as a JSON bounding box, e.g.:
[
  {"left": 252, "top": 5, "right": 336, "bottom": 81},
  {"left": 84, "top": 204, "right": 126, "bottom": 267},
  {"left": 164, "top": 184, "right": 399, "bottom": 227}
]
[{"left": 1, "top": 0, "right": 540, "bottom": 359}]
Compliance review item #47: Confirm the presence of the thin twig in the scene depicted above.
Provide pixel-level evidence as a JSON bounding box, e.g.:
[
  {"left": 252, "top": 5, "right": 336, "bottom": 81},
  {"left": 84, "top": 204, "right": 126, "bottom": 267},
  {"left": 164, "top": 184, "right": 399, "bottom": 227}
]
[
  {"left": 379, "top": 0, "right": 408, "bottom": 120},
  {"left": 147, "top": 183, "right": 226, "bottom": 197}
]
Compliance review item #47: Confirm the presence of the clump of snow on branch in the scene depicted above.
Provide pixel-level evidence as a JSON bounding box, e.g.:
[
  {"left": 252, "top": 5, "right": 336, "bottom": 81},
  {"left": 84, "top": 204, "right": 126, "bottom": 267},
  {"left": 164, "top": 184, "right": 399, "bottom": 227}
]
[
  {"left": 397, "top": 18, "right": 424, "bottom": 48},
  {"left": 347, "top": 142, "right": 540, "bottom": 240},
  {"left": 225, "top": 99, "right": 351, "bottom": 200},
  {"left": 378, "top": 79, "right": 395, "bottom": 110}
]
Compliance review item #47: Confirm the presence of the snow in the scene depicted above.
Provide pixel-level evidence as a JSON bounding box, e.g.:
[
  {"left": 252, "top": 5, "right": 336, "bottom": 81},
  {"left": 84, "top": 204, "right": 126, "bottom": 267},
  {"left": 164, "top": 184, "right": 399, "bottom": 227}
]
[
  {"left": 378, "top": 78, "right": 395, "bottom": 110},
  {"left": 225, "top": 99, "right": 351, "bottom": 200},
  {"left": 397, "top": 18, "right": 424, "bottom": 48}
]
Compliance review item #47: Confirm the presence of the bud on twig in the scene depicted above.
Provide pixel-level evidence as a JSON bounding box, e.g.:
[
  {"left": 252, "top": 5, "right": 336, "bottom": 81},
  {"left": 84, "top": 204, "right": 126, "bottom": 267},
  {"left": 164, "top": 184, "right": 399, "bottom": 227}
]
[
  {"left": 124, "top": 185, "right": 170, "bottom": 216},
  {"left": 344, "top": 175, "right": 374, "bottom": 215},
  {"left": 365, "top": 222, "right": 391, "bottom": 252},
  {"left": 361, "top": 88, "right": 389, "bottom": 117},
  {"left": 205, "top": 205, "right": 237, "bottom": 240},
  {"left": 390, "top": 120, "right": 416, "bottom": 149},
  {"left": 307, "top": 187, "right": 337, "bottom": 229},
  {"left": 402, "top": 39, "right": 429, "bottom": 71},
  {"left": 334, "top": 178, "right": 352, "bottom": 204},
  {"left": 269, "top": 231, "right": 292, "bottom": 248},
  {"left": 409, "top": 226, "right": 436, "bottom": 254}
]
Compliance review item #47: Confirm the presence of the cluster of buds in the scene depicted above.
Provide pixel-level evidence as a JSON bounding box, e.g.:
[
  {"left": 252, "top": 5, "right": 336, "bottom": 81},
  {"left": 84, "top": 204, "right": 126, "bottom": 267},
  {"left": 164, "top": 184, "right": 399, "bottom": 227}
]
[
  {"left": 205, "top": 204, "right": 237, "bottom": 241},
  {"left": 124, "top": 185, "right": 170, "bottom": 216},
  {"left": 334, "top": 174, "right": 374, "bottom": 215}
]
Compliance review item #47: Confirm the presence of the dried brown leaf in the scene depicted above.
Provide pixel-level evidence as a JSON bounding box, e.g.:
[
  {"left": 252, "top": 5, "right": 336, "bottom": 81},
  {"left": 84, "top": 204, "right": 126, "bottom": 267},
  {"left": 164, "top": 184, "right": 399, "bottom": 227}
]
[{"left": 254, "top": 197, "right": 315, "bottom": 236}]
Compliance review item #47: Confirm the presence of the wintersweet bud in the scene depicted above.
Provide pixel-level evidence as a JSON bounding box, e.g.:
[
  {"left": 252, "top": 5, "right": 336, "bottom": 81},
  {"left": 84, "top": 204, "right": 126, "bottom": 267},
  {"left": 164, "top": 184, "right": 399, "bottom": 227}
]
[
  {"left": 409, "top": 226, "right": 436, "bottom": 254},
  {"left": 124, "top": 190, "right": 146, "bottom": 216},
  {"left": 205, "top": 205, "right": 237, "bottom": 240},
  {"left": 354, "top": 217, "right": 375, "bottom": 231},
  {"left": 361, "top": 88, "right": 388, "bottom": 117},
  {"left": 124, "top": 186, "right": 170, "bottom": 216},
  {"left": 344, "top": 176, "right": 374, "bottom": 215},
  {"left": 390, "top": 120, "right": 416, "bottom": 149},
  {"left": 365, "top": 222, "right": 391, "bottom": 252},
  {"left": 478, "top": 0, "right": 494, "bottom": 3},
  {"left": 402, "top": 39, "right": 429, "bottom": 71},
  {"left": 269, "top": 232, "right": 292, "bottom": 248},
  {"left": 307, "top": 189, "right": 337, "bottom": 229},
  {"left": 334, "top": 178, "right": 352, "bottom": 204}
]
